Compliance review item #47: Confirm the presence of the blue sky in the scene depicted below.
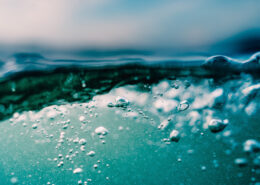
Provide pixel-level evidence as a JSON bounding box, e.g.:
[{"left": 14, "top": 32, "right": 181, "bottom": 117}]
[{"left": 0, "top": 0, "right": 259, "bottom": 51}]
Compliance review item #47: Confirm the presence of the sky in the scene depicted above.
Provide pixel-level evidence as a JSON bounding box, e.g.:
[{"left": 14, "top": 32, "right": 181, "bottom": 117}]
[{"left": 0, "top": 0, "right": 259, "bottom": 52}]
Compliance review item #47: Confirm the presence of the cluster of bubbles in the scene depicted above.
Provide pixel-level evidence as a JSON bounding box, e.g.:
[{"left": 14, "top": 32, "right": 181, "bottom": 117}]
[
  {"left": 102, "top": 73, "right": 260, "bottom": 181},
  {"left": 4, "top": 70, "right": 260, "bottom": 184}
]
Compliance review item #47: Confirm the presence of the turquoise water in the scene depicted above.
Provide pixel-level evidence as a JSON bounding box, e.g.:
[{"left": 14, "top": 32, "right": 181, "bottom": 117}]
[{"left": 0, "top": 52, "right": 259, "bottom": 185}]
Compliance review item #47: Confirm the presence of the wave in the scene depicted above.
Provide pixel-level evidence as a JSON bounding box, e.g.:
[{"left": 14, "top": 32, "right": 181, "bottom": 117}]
[
  {"left": 0, "top": 52, "right": 259, "bottom": 120},
  {"left": 0, "top": 52, "right": 259, "bottom": 82}
]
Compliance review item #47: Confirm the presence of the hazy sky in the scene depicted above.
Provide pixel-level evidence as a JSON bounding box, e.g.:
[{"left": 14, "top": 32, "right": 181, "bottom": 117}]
[{"left": 0, "top": 0, "right": 259, "bottom": 50}]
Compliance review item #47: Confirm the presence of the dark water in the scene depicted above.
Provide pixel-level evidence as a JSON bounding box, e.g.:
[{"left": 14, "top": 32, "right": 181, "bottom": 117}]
[{"left": 0, "top": 52, "right": 259, "bottom": 185}]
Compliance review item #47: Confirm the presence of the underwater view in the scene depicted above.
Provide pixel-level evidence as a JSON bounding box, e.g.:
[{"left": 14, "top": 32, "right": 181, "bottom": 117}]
[
  {"left": 0, "top": 51, "right": 260, "bottom": 185},
  {"left": 0, "top": 0, "right": 260, "bottom": 185}
]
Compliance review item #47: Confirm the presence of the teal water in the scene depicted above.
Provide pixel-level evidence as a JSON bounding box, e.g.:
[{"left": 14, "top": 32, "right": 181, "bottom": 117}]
[{"left": 0, "top": 53, "right": 259, "bottom": 185}]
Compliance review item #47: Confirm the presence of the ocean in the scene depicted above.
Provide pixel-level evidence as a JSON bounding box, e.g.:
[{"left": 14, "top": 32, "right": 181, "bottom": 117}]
[{"left": 0, "top": 51, "right": 259, "bottom": 185}]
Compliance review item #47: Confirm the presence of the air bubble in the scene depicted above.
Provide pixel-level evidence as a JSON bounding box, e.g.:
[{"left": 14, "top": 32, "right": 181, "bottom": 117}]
[
  {"left": 234, "top": 158, "right": 248, "bottom": 167},
  {"left": 73, "top": 168, "right": 83, "bottom": 174},
  {"left": 10, "top": 177, "right": 18, "bottom": 184},
  {"left": 201, "top": 166, "right": 207, "bottom": 171},
  {"left": 79, "top": 116, "right": 85, "bottom": 122},
  {"left": 57, "top": 161, "right": 64, "bottom": 167},
  {"left": 87, "top": 151, "right": 95, "bottom": 157},
  {"left": 169, "top": 129, "right": 180, "bottom": 142},
  {"left": 79, "top": 139, "right": 87, "bottom": 145},
  {"left": 115, "top": 97, "right": 129, "bottom": 107},
  {"left": 243, "top": 139, "right": 260, "bottom": 153},
  {"left": 80, "top": 146, "right": 85, "bottom": 151},
  {"left": 208, "top": 119, "right": 228, "bottom": 133},
  {"left": 32, "top": 124, "right": 38, "bottom": 129},
  {"left": 177, "top": 100, "right": 189, "bottom": 111},
  {"left": 95, "top": 127, "right": 108, "bottom": 135}
]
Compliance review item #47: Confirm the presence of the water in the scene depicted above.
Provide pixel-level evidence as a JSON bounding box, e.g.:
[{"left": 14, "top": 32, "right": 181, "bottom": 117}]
[{"left": 0, "top": 52, "right": 259, "bottom": 185}]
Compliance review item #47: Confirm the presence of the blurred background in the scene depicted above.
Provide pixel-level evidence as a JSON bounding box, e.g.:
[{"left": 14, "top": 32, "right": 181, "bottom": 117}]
[{"left": 0, "top": 0, "right": 260, "bottom": 56}]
